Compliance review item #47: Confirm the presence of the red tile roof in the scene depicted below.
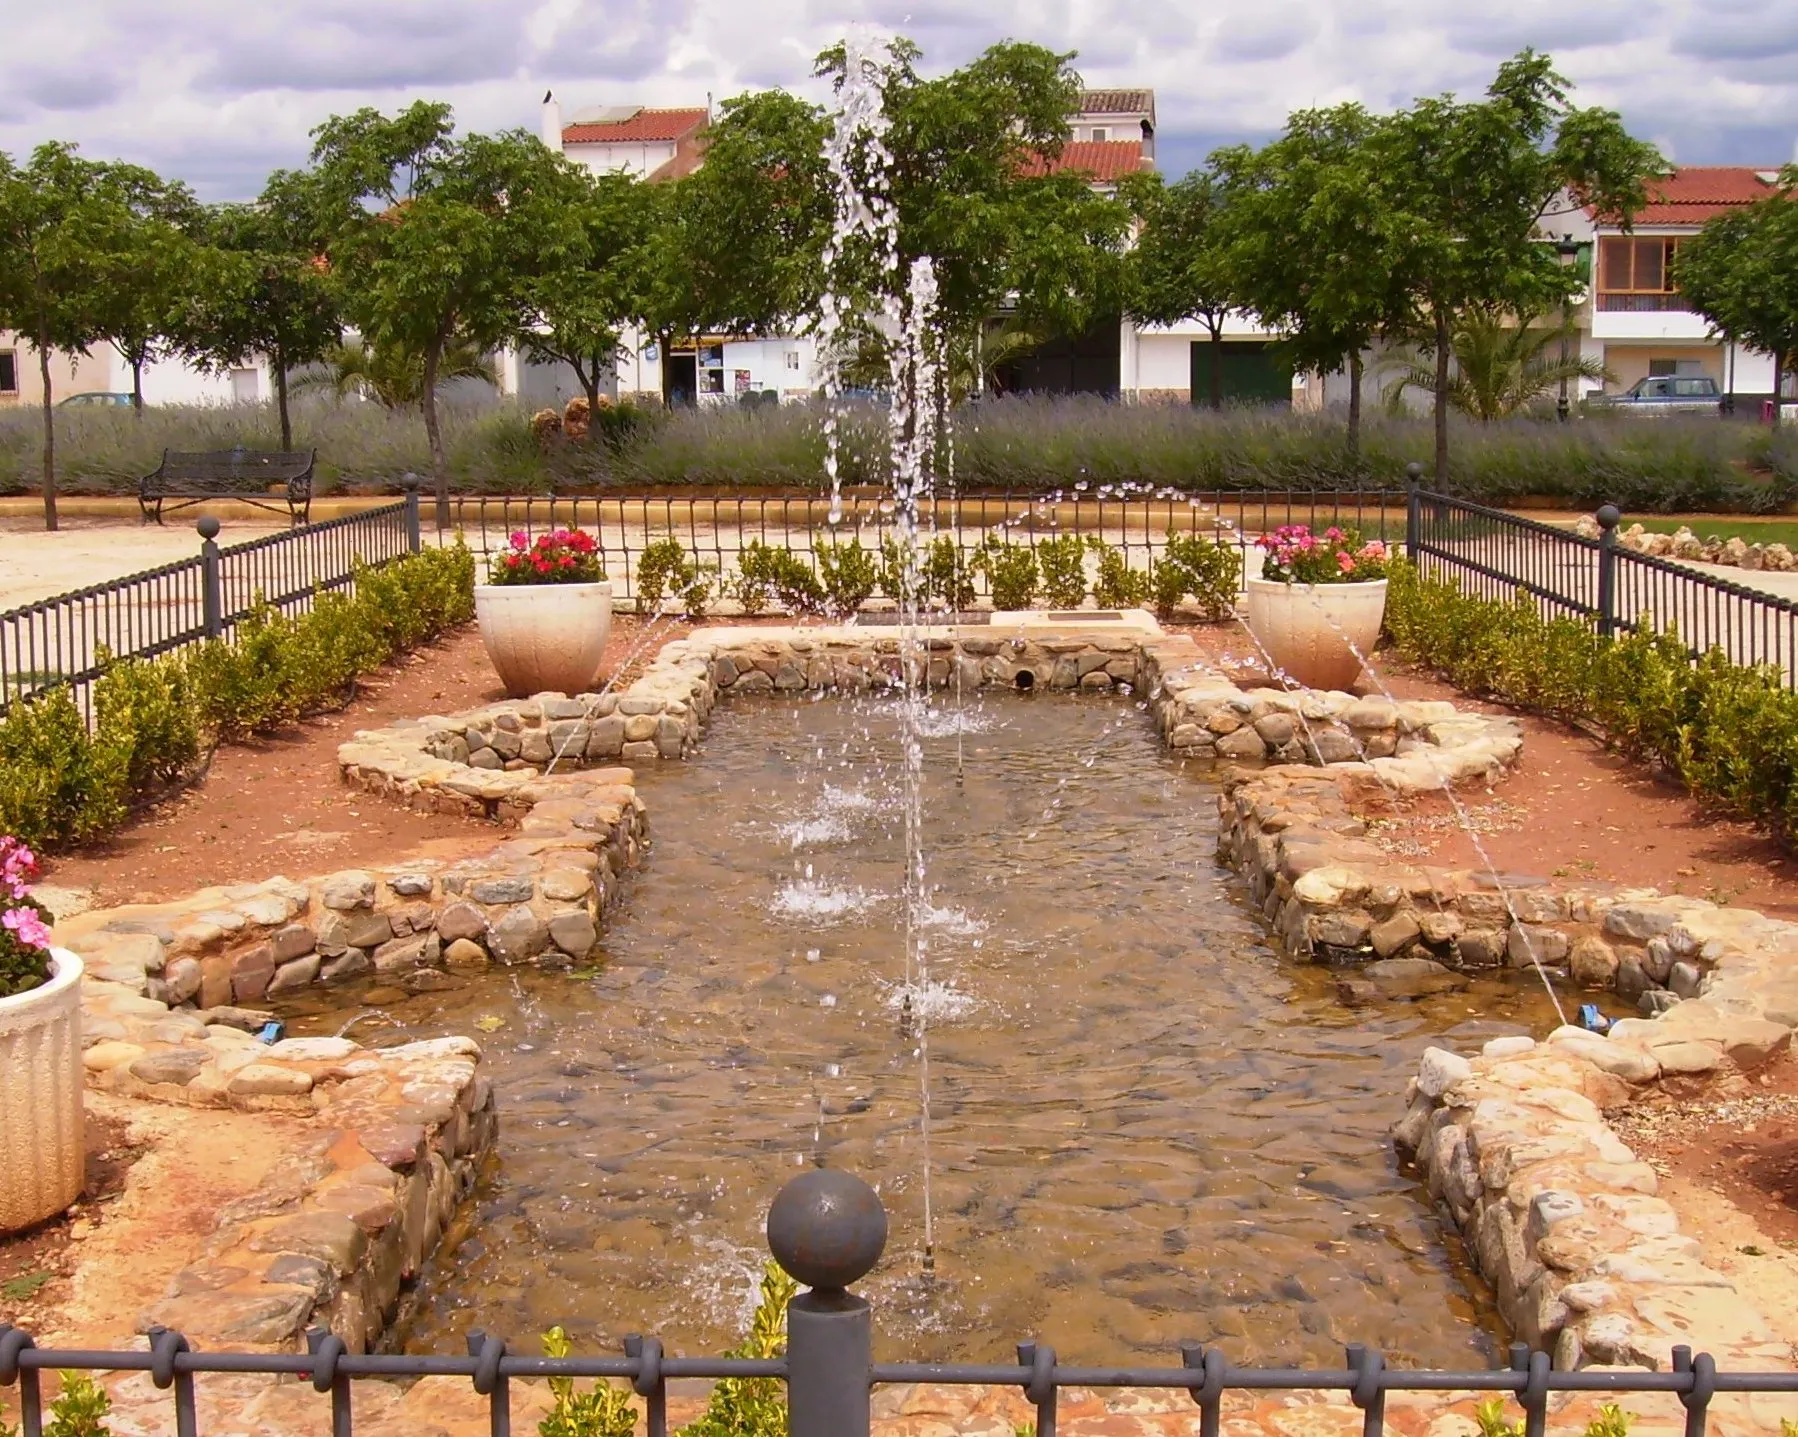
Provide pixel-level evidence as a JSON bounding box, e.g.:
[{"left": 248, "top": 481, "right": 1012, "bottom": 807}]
[
  {"left": 1022, "top": 139, "right": 1147, "bottom": 182},
  {"left": 562, "top": 108, "right": 708, "bottom": 145},
  {"left": 1591, "top": 166, "right": 1780, "bottom": 225},
  {"left": 1080, "top": 89, "right": 1153, "bottom": 116}
]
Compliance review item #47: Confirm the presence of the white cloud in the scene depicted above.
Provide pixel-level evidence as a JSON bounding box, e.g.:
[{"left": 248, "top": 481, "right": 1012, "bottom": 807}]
[{"left": 1, "top": 0, "right": 1794, "bottom": 199}]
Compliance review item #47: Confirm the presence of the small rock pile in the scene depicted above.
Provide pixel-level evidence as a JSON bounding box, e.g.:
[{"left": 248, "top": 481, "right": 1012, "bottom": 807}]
[{"left": 1574, "top": 515, "right": 1798, "bottom": 573}]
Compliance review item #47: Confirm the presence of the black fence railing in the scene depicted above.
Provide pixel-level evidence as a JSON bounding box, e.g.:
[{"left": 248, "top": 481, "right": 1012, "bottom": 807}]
[
  {"left": 1, "top": 1172, "right": 1791, "bottom": 1437},
  {"left": 1408, "top": 478, "right": 1798, "bottom": 686},
  {"left": 0, "top": 491, "right": 420, "bottom": 719},
  {"left": 445, "top": 490, "right": 1405, "bottom": 608}
]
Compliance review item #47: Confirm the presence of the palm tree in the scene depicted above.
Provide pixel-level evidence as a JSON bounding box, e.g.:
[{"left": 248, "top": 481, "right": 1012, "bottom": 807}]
[
  {"left": 1386, "top": 309, "right": 1611, "bottom": 421},
  {"left": 296, "top": 335, "right": 498, "bottom": 410}
]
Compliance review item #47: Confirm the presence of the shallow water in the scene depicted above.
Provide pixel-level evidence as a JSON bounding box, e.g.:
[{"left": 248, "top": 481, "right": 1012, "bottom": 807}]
[{"left": 280, "top": 693, "right": 1563, "bottom": 1365}]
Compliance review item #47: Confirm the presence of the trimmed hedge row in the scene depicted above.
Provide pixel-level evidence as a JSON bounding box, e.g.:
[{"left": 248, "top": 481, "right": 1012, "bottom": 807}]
[
  {"left": 1383, "top": 560, "right": 1798, "bottom": 847},
  {"left": 0, "top": 545, "right": 475, "bottom": 851}
]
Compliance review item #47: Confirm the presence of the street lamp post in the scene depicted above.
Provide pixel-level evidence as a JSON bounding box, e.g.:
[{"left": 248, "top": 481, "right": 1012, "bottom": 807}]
[{"left": 1556, "top": 236, "right": 1582, "bottom": 422}]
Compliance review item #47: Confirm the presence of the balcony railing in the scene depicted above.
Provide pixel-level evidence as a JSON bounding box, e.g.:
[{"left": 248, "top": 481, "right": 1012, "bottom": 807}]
[{"left": 1596, "top": 292, "right": 1693, "bottom": 313}]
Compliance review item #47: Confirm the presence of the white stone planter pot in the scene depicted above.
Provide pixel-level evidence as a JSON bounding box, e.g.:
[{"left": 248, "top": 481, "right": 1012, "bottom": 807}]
[
  {"left": 0, "top": 948, "right": 84, "bottom": 1234},
  {"left": 474, "top": 582, "right": 613, "bottom": 698},
  {"left": 1245, "top": 578, "right": 1387, "bottom": 692}
]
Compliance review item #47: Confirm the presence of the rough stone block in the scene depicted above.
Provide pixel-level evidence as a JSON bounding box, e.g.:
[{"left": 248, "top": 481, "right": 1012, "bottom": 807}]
[
  {"left": 548, "top": 910, "right": 599, "bottom": 958},
  {"left": 1569, "top": 934, "right": 1619, "bottom": 988},
  {"left": 321, "top": 871, "right": 376, "bottom": 911},
  {"left": 228, "top": 1063, "right": 315, "bottom": 1098},
  {"left": 487, "top": 905, "right": 550, "bottom": 963},
  {"left": 435, "top": 901, "right": 487, "bottom": 943},
  {"left": 469, "top": 876, "right": 534, "bottom": 905},
  {"left": 267, "top": 954, "right": 322, "bottom": 995}
]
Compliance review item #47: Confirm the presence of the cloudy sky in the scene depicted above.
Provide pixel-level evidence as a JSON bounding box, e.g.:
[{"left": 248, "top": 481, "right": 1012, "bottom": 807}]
[{"left": 3, "top": 0, "right": 1795, "bottom": 200}]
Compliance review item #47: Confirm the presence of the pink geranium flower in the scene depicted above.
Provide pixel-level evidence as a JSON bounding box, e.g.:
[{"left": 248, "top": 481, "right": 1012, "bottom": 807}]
[{"left": 2, "top": 906, "right": 51, "bottom": 950}]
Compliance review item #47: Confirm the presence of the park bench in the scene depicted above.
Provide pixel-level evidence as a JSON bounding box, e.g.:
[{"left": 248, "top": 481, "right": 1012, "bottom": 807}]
[{"left": 138, "top": 448, "right": 316, "bottom": 525}]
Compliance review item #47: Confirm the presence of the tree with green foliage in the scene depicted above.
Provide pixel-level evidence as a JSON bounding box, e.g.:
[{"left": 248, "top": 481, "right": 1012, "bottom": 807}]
[
  {"left": 1677, "top": 167, "right": 1798, "bottom": 428},
  {"left": 1120, "top": 168, "right": 1239, "bottom": 409},
  {"left": 1369, "top": 50, "right": 1663, "bottom": 481},
  {"left": 0, "top": 143, "right": 166, "bottom": 529},
  {"left": 309, "top": 101, "right": 586, "bottom": 522},
  {"left": 522, "top": 168, "right": 659, "bottom": 413},
  {"left": 1212, "top": 104, "right": 1407, "bottom": 453},
  {"left": 182, "top": 169, "right": 342, "bottom": 449},
  {"left": 91, "top": 176, "right": 207, "bottom": 418},
  {"left": 296, "top": 334, "right": 498, "bottom": 409}
]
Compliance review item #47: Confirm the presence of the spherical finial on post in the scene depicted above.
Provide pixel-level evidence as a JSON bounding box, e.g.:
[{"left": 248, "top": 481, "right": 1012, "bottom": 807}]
[
  {"left": 1404, "top": 461, "right": 1423, "bottom": 485},
  {"left": 402, "top": 473, "right": 420, "bottom": 494},
  {"left": 196, "top": 516, "right": 221, "bottom": 541},
  {"left": 766, "top": 1169, "right": 887, "bottom": 1293},
  {"left": 1596, "top": 504, "right": 1621, "bottom": 532}
]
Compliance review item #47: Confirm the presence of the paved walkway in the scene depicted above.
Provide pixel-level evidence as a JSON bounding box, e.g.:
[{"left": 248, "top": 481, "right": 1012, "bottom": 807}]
[{"left": 0, "top": 518, "right": 286, "bottom": 611}]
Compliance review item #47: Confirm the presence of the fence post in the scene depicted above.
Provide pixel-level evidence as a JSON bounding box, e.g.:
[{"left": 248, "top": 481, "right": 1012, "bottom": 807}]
[
  {"left": 402, "top": 475, "right": 422, "bottom": 553},
  {"left": 1404, "top": 462, "right": 1423, "bottom": 563},
  {"left": 767, "top": 1169, "right": 887, "bottom": 1437},
  {"left": 198, "top": 517, "right": 223, "bottom": 639},
  {"left": 1596, "top": 503, "right": 1620, "bottom": 638}
]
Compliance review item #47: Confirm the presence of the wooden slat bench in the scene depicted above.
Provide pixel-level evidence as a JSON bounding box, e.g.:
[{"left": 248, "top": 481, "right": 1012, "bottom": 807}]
[{"left": 139, "top": 448, "right": 316, "bottom": 525}]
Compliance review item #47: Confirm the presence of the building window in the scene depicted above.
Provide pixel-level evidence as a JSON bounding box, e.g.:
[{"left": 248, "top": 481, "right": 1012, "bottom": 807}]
[
  {"left": 1598, "top": 235, "right": 1688, "bottom": 312},
  {"left": 785, "top": 350, "right": 801, "bottom": 370},
  {"left": 0, "top": 350, "right": 17, "bottom": 395},
  {"left": 1090, "top": 126, "right": 1108, "bottom": 142}
]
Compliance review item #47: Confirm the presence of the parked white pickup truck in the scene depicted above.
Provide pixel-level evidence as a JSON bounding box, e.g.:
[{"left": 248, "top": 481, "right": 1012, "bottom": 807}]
[{"left": 1587, "top": 375, "right": 1721, "bottom": 413}]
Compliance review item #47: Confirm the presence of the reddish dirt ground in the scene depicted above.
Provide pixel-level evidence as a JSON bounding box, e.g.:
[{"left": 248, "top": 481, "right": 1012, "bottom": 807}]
[
  {"left": 42, "top": 614, "right": 704, "bottom": 907},
  {"left": 1183, "top": 626, "right": 1798, "bottom": 922},
  {"left": 1613, "top": 1053, "right": 1798, "bottom": 1248}
]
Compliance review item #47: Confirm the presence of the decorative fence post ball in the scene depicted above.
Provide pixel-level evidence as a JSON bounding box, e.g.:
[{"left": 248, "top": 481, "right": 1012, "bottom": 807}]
[{"left": 766, "top": 1168, "right": 888, "bottom": 1292}]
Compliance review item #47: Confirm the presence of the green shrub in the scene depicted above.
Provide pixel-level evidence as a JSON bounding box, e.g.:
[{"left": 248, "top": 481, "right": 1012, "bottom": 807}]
[
  {"left": 1089, "top": 539, "right": 1149, "bottom": 608},
  {"left": 1036, "top": 534, "right": 1089, "bottom": 608},
  {"left": 0, "top": 689, "right": 130, "bottom": 849},
  {"left": 188, "top": 604, "right": 302, "bottom": 741},
  {"left": 921, "top": 535, "right": 977, "bottom": 611},
  {"left": 675, "top": 1261, "right": 797, "bottom": 1437},
  {"left": 45, "top": 1372, "right": 112, "bottom": 1437},
  {"left": 538, "top": 1327, "right": 635, "bottom": 1437},
  {"left": 637, "top": 537, "right": 715, "bottom": 617},
  {"left": 817, "top": 537, "right": 878, "bottom": 618},
  {"left": 978, "top": 540, "right": 1039, "bottom": 611},
  {"left": 734, "top": 540, "right": 822, "bottom": 615},
  {"left": 1147, "top": 532, "right": 1242, "bottom": 621},
  {"left": 1384, "top": 559, "right": 1798, "bottom": 851},
  {"left": 93, "top": 650, "right": 201, "bottom": 792}
]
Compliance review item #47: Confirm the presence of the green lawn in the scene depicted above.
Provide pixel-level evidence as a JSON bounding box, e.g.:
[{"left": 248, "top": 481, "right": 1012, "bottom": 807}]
[{"left": 1624, "top": 516, "right": 1798, "bottom": 548}]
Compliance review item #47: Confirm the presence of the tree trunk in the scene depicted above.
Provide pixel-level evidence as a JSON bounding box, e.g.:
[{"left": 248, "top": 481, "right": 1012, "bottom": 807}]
[
  {"left": 422, "top": 333, "right": 449, "bottom": 528},
  {"left": 38, "top": 340, "right": 58, "bottom": 532},
  {"left": 659, "top": 331, "right": 674, "bottom": 409},
  {"left": 274, "top": 349, "right": 293, "bottom": 450},
  {"left": 575, "top": 359, "right": 601, "bottom": 415},
  {"left": 1433, "top": 310, "right": 1451, "bottom": 485},
  {"left": 1347, "top": 352, "right": 1363, "bottom": 462},
  {"left": 1208, "top": 321, "right": 1223, "bottom": 410},
  {"left": 131, "top": 354, "right": 145, "bottom": 416}
]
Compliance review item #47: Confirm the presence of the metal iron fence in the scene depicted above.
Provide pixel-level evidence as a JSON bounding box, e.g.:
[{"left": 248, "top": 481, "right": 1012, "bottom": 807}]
[
  {"left": 1407, "top": 475, "right": 1798, "bottom": 686},
  {"left": 0, "top": 491, "right": 420, "bottom": 718},
  {"left": 445, "top": 490, "right": 1405, "bottom": 607},
  {"left": 1, "top": 1171, "right": 1791, "bottom": 1437}
]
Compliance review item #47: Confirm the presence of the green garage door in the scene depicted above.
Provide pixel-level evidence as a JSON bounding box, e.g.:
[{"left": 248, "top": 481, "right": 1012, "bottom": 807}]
[{"left": 1190, "top": 340, "right": 1292, "bottom": 406}]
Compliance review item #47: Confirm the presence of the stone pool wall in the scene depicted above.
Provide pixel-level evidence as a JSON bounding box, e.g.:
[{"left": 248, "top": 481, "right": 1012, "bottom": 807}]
[
  {"left": 1217, "top": 763, "right": 1798, "bottom": 1075},
  {"left": 78, "top": 977, "right": 494, "bottom": 1352},
  {"left": 1395, "top": 1035, "right": 1794, "bottom": 1386}
]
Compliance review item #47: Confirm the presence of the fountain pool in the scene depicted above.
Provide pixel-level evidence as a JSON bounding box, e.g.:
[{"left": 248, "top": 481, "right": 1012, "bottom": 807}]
[{"left": 278, "top": 692, "right": 1562, "bottom": 1366}]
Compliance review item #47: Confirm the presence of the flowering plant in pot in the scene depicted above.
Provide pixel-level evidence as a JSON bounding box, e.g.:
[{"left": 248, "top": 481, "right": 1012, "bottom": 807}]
[
  {"left": 474, "top": 529, "right": 614, "bottom": 698},
  {"left": 1247, "top": 525, "right": 1391, "bottom": 690},
  {"left": 0, "top": 835, "right": 85, "bottom": 1233}
]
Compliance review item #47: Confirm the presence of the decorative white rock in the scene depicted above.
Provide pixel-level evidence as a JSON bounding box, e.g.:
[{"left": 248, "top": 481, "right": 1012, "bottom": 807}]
[
  {"left": 0, "top": 948, "right": 85, "bottom": 1233},
  {"left": 1245, "top": 578, "right": 1387, "bottom": 692},
  {"left": 474, "top": 581, "right": 613, "bottom": 699}
]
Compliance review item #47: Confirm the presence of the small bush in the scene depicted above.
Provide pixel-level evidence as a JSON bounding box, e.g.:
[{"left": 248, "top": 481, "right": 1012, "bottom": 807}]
[
  {"left": 0, "top": 688, "right": 130, "bottom": 849},
  {"left": 817, "top": 537, "right": 878, "bottom": 618},
  {"left": 921, "top": 535, "right": 977, "bottom": 611},
  {"left": 538, "top": 1327, "right": 635, "bottom": 1437},
  {"left": 735, "top": 540, "right": 822, "bottom": 615},
  {"left": 1154, "top": 532, "right": 1242, "bottom": 621},
  {"left": 1089, "top": 538, "right": 1149, "bottom": 608},
  {"left": 45, "top": 1371, "right": 112, "bottom": 1437},
  {"left": 676, "top": 1261, "right": 797, "bottom": 1437},
  {"left": 93, "top": 650, "right": 201, "bottom": 792},
  {"left": 637, "top": 537, "right": 714, "bottom": 617},
  {"left": 978, "top": 540, "right": 1039, "bottom": 611},
  {"left": 1036, "top": 534, "right": 1089, "bottom": 608}
]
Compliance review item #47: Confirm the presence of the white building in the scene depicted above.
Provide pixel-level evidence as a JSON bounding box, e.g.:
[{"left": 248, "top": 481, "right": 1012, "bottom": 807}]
[{"left": 0, "top": 333, "right": 268, "bottom": 411}]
